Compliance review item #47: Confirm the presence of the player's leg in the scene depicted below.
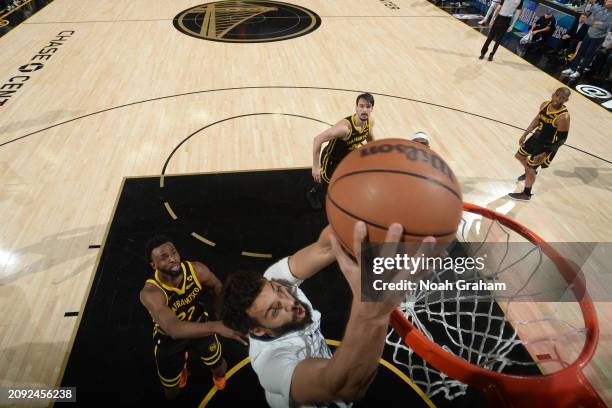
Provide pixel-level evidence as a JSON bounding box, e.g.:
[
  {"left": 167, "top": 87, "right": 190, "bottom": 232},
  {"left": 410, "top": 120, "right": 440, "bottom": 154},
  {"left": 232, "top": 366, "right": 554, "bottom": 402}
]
[
  {"left": 525, "top": 153, "right": 545, "bottom": 187},
  {"left": 510, "top": 151, "right": 545, "bottom": 201},
  {"left": 320, "top": 157, "right": 338, "bottom": 186},
  {"left": 210, "top": 357, "right": 228, "bottom": 378},
  {"left": 510, "top": 137, "right": 544, "bottom": 201},
  {"left": 515, "top": 135, "right": 536, "bottom": 174},
  {"left": 194, "top": 334, "right": 228, "bottom": 390},
  {"left": 540, "top": 146, "right": 558, "bottom": 169},
  {"left": 516, "top": 134, "right": 554, "bottom": 180},
  {"left": 154, "top": 337, "right": 189, "bottom": 399},
  {"left": 308, "top": 158, "right": 338, "bottom": 209},
  {"left": 521, "top": 145, "right": 556, "bottom": 180},
  {"left": 516, "top": 152, "right": 539, "bottom": 181}
]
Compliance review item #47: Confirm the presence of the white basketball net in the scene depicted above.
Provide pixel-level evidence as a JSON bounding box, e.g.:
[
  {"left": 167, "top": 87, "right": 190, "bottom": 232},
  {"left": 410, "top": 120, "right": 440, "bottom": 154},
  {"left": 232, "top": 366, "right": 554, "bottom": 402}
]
[{"left": 385, "top": 211, "right": 588, "bottom": 400}]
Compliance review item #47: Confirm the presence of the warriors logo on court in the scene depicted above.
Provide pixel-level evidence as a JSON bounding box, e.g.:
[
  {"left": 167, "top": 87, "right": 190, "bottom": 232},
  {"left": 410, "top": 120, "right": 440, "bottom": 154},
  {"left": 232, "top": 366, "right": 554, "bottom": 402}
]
[{"left": 173, "top": 0, "right": 321, "bottom": 43}]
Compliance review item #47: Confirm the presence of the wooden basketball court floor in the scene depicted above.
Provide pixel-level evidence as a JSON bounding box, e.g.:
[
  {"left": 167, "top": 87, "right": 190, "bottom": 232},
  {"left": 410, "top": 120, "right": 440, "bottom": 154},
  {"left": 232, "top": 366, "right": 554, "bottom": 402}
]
[{"left": 0, "top": 0, "right": 610, "bottom": 406}]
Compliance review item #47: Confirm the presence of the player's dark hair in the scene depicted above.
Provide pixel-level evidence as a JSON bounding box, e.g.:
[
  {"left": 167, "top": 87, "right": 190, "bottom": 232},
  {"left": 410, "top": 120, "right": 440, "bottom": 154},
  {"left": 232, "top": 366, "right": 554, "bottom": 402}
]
[
  {"left": 145, "top": 235, "right": 172, "bottom": 262},
  {"left": 356, "top": 92, "right": 375, "bottom": 107},
  {"left": 221, "top": 270, "right": 266, "bottom": 333}
]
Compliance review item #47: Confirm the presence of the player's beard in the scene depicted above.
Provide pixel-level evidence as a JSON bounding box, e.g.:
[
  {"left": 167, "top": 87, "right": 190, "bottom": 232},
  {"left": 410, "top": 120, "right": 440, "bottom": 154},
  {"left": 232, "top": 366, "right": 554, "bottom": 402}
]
[{"left": 269, "top": 299, "right": 313, "bottom": 337}]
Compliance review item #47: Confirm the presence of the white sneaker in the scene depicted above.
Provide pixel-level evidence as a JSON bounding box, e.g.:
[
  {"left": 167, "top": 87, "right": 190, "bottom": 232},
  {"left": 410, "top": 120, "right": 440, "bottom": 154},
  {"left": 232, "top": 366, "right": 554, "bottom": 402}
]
[
  {"left": 561, "top": 68, "right": 574, "bottom": 75},
  {"left": 478, "top": 20, "right": 486, "bottom": 24},
  {"left": 569, "top": 71, "right": 580, "bottom": 79}
]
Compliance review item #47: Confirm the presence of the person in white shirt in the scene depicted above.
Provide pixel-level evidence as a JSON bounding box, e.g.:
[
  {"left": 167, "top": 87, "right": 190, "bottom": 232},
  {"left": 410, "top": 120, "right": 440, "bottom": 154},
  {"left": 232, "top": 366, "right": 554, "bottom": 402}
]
[
  {"left": 221, "top": 223, "right": 433, "bottom": 407},
  {"left": 479, "top": 0, "right": 524, "bottom": 61}
]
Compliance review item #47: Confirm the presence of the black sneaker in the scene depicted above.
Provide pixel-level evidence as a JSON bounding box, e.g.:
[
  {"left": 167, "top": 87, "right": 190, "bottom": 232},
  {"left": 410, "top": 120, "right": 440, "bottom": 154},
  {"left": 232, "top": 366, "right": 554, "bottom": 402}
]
[
  {"left": 488, "top": 54, "right": 494, "bottom": 61},
  {"left": 306, "top": 188, "right": 322, "bottom": 210},
  {"left": 479, "top": 54, "right": 485, "bottom": 60},
  {"left": 508, "top": 192, "right": 531, "bottom": 201}
]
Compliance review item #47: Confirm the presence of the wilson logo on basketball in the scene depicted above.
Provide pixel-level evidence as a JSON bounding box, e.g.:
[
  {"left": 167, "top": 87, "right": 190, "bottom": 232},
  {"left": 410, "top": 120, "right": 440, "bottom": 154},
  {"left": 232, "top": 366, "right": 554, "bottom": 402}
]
[{"left": 359, "top": 142, "right": 456, "bottom": 183}]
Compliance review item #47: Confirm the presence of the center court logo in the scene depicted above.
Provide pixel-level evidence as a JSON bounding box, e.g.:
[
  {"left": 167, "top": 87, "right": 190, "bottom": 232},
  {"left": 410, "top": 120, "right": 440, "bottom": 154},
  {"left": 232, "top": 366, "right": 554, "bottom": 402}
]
[{"left": 173, "top": 0, "right": 321, "bottom": 43}]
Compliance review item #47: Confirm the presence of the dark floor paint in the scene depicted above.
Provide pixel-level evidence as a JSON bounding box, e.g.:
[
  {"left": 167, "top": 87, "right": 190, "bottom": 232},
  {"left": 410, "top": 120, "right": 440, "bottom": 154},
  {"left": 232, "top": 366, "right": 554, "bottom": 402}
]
[{"left": 57, "top": 169, "right": 543, "bottom": 407}]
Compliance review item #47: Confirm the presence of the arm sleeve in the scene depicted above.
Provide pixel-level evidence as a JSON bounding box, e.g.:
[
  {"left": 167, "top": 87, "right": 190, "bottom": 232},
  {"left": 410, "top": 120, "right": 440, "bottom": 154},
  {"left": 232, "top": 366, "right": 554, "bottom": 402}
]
[
  {"left": 554, "top": 131, "right": 568, "bottom": 147},
  {"left": 264, "top": 257, "right": 304, "bottom": 286}
]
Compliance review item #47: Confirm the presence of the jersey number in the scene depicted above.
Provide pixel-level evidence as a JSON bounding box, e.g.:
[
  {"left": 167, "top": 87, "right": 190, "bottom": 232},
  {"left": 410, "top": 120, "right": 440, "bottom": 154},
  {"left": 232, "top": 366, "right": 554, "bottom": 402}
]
[{"left": 177, "top": 305, "right": 196, "bottom": 321}]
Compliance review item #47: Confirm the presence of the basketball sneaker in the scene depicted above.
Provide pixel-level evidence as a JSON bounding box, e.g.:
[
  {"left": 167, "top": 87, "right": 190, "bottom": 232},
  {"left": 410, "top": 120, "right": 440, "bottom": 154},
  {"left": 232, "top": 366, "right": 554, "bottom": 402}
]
[
  {"left": 561, "top": 68, "right": 574, "bottom": 75},
  {"left": 508, "top": 192, "right": 531, "bottom": 201},
  {"left": 213, "top": 375, "right": 227, "bottom": 391}
]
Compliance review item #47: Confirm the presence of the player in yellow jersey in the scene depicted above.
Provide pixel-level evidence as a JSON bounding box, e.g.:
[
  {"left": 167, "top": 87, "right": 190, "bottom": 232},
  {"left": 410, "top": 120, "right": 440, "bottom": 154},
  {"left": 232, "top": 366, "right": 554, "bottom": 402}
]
[
  {"left": 307, "top": 93, "right": 377, "bottom": 209},
  {"left": 139, "top": 236, "right": 247, "bottom": 400},
  {"left": 510, "top": 87, "right": 571, "bottom": 201}
]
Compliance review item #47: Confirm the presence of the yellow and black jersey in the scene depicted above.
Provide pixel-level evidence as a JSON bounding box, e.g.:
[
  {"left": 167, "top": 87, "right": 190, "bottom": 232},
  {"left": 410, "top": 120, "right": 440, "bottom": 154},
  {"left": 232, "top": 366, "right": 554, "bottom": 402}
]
[
  {"left": 145, "top": 261, "right": 208, "bottom": 337},
  {"left": 535, "top": 101, "right": 568, "bottom": 144},
  {"left": 321, "top": 114, "right": 370, "bottom": 163}
]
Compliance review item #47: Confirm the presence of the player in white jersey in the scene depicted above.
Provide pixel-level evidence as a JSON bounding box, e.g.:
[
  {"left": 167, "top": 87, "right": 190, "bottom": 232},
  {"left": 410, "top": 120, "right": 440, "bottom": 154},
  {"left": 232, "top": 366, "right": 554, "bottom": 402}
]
[{"left": 221, "top": 223, "right": 434, "bottom": 407}]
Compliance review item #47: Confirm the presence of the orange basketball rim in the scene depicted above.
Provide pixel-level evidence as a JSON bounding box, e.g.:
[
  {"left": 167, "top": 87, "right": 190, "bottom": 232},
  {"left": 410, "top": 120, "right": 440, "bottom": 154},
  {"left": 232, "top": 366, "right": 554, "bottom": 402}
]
[{"left": 390, "top": 203, "right": 603, "bottom": 408}]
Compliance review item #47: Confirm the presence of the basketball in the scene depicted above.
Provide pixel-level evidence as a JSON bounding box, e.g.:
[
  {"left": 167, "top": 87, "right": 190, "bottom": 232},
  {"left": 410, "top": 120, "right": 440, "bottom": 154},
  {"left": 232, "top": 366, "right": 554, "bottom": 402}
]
[{"left": 326, "top": 138, "right": 463, "bottom": 252}]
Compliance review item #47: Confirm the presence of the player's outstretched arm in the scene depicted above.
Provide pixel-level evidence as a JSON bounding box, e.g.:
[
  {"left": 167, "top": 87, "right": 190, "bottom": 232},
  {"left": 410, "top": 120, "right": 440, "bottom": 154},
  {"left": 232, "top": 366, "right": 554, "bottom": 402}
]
[
  {"left": 139, "top": 286, "right": 248, "bottom": 345},
  {"left": 289, "top": 222, "right": 431, "bottom": 404},
  {"left": 287, "top": 225, "right": 334, "bottom": 280},
  {"left": 312, "top": 122, "right": 350, "bottom": 182}
]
